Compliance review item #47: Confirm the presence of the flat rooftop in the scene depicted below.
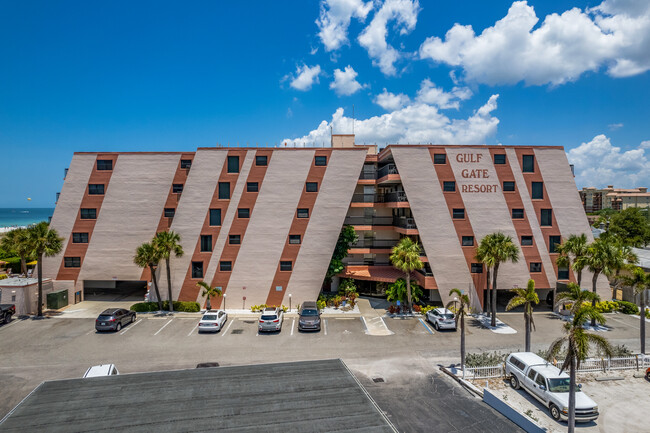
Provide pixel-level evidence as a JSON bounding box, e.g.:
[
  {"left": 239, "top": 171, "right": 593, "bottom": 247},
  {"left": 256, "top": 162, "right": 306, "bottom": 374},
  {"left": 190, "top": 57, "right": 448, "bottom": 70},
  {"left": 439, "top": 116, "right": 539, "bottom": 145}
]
[{"left": 0, "top": 359, "right": 396, "bottom": 433}]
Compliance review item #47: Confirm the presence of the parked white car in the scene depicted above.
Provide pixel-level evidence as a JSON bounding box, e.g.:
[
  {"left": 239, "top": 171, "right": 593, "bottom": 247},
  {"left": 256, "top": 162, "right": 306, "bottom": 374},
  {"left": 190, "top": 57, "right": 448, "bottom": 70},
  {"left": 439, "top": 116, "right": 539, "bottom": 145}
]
[
  {"left": 505, "top": 352, "right": 599, "bottom": 422},
  {"left": 198, "top": 310, "right": 228, "bottom": 333},
  {"left": 426, "top": 308, "right": 457, "bottom": 330},
  {"left": 83, "top": 364, "right": 119, "bottom": 378}
]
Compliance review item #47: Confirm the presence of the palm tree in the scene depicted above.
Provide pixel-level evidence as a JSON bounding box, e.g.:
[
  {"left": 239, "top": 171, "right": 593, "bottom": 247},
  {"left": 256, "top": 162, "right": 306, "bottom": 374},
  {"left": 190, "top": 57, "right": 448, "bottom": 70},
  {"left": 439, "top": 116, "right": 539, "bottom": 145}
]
[
  {"left": 0, "top": 227, "right": 32, "bottom": 275},
  {"left": 621, "top": 266, "right": 649, "bottom": 354},
  {"left": 153, "top": 231, "right": 184, "bottom": 313},
  {"left": 556, "top": 233, "right": 589, "bottom": 287},
  {"left": 555, "top": 282, "right": 600, "bottom": 315},
  {"left": 25, "top": 222, "right": 63, "bottom": 317},
  {"left": 505, "top": 279, "right": 539, "bottom": 352},
  {"left": 475, "top": 236, "right": 496, "bottom": 317},
  {"left": 478, "top": 232, "right": 520, "bottom": 327},
  {"left": 197, "top": 281, "right": 222, "bottom": 311},
  {"left": 389, "top": 237, "right": 423, "bottom": 313},
  {"left": 385, "top": 278, "right": 423, "bottom": 307},
  {"left": 446, "top": 288, "right": 470, "bottom": 378},
  {"left": 133, "top": 242, "right": 164, "bottom": 311},
  {"left": 546, "top": 303, "right": 613, "bottom": 433}
]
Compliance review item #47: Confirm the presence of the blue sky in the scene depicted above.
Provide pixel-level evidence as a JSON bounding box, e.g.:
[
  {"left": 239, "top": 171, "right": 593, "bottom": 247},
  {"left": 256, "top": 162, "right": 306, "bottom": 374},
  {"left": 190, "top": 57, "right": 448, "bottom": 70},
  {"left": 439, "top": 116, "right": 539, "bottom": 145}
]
[{"left": 1, "top": 0, "right": 649, "bottom": 207}]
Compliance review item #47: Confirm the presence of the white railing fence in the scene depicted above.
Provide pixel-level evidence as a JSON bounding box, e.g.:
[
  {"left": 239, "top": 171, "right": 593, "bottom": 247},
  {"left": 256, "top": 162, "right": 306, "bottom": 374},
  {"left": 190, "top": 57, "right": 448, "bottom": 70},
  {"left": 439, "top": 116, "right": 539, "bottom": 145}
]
[{"left": 463, "top": 364, "right": 505, "bottom": 379}]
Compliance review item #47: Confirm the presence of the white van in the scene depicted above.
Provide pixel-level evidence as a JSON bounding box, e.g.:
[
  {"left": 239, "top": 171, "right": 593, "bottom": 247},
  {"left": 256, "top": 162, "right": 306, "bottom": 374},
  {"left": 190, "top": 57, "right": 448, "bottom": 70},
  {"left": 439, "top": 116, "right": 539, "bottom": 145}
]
[
  {"left": 505, "top": 352, "right": 598, "bottom": 422},
  {"left": 83, "top": 364, "right": 119, "bottom": 378}
]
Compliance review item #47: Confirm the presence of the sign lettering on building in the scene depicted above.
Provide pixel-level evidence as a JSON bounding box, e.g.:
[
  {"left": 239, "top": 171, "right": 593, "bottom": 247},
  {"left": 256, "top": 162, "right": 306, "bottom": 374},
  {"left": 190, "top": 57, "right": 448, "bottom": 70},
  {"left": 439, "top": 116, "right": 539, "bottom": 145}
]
[{"left": 456, "top": 153, "right": 499, "bottom": 193}]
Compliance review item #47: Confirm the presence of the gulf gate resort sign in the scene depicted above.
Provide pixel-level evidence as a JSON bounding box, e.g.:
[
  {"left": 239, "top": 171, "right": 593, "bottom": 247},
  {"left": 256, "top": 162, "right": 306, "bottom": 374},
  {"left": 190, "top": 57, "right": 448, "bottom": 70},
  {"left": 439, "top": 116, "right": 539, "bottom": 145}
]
[{"left": 455, "top": 153, "right": 500, "bottom": 193}]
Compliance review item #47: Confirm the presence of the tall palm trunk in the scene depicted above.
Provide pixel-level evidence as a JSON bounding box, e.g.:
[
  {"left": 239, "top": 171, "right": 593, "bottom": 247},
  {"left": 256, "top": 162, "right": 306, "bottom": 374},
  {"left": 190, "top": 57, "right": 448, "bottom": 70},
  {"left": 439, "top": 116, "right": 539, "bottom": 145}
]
[
  {"left": 460, "top": 315, "right": 466, "bottom": 378},
  {"left": 591, "top": 271, "right": 599, "bottom": 327},
  {"left": 576, "top": 269, "right": 583, "bottom": 288},
  {"left": 524, "top": 309, "right": 531, "bottom": 352},
  {"left": 20, "top": 257, "right": 27, "bottom": 276},
  {"left": 149, "top": 264, "right": 163, "bottom": 311},
  {"left": 491, "top": 263, "right": 500, "bottom": 327},
  {"left": 37, "top": 255, "right": 43, "bottom": 317},
  {"left": 206, "top": 296, "right": 212, "bottom": 311},
  {"left": 405, "top": 272, "right": 412, "bottom": 313},
  {"left": 568, "top": 356, "right": 577, "bottom": 433},
  {"left": 485, "top": 268, "right": 491, "bottom": 317},
  {"left": 640, "top": 290, "right": 646, "bottom": 354},
  {"left": 165, "top": 258, "right": 174, "bottom": 313}
]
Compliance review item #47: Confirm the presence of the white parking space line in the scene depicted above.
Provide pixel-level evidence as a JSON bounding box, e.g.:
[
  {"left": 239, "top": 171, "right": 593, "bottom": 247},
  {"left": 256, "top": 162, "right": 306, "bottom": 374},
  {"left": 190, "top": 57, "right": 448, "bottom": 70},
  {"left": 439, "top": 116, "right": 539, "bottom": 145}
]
[
  {"left": 154, "top": 318, "right": 173, "bottom": 335},
  {"left": 323, "top": 319, "right": 328, "bottom": 335},
  {"left": 187, "top": 323, "right": 199, "bottom": 336},
  {"left": 0, "top": 319, "right": 23, "bottom": 332},
  {"left": 360, "top": 316, "right": 368, "bottom": 332},
  {"left": 221, "top": 319, "right": 234, "bottom": 336},
  {"left": 85, "top": 329, "right": 96, "bottom": 336},
  {"left": 291, "top": 319, "right": 295, "bottom": 336},
  {"left": 120, "top": 319, "right": 142, "bottom": 335}
]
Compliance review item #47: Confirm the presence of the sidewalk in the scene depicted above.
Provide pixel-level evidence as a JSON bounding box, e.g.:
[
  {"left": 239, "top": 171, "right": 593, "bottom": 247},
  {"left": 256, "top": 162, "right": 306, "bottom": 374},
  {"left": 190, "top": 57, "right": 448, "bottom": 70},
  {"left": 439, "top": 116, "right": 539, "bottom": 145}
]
[{"left": 357, "top": 298, "right": 393, "bottom": 336}]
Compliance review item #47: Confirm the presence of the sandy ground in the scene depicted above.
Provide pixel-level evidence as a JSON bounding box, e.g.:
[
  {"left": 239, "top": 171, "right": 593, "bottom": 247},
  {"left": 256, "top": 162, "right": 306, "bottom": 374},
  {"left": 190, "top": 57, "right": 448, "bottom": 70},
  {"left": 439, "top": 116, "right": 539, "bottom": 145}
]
[{"left": 476, "top": 370, "right": 648, "bottom": 433}]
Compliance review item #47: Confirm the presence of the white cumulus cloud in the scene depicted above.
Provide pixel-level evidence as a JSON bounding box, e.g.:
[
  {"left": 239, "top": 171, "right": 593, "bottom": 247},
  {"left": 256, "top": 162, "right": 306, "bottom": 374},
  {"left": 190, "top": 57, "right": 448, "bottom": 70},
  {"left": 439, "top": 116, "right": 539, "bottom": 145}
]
[
  {"left": 415, "top": 79, "right": 472, "bottom": 109},
  {"left": 568, "top": 134, "right": 650, "bottom": 188},
  {"left": 374, "top": 88, "right": 411, "bottom": 110},
  {"left": 287, "top": 64, "right": 322, "bottom": 91},
  {"left": 281, "top": 94, "right": 500, "bottom": 146},
  {"left": 330, "top": 65, "right": 365, "bottom": 96},
  {"left": 419, "top": 0, "right": 650, "bottom": 86},
  {"left": 316, "top": 0, "right": 373, "bottom": 51},
  {"left": 358, "top": 0, "right": 420, "bottom": 75}
]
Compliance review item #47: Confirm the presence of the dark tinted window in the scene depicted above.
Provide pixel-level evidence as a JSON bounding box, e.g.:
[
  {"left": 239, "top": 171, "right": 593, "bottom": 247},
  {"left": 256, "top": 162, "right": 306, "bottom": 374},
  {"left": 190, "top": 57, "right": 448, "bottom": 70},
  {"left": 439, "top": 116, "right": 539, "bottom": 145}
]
[
  {"left": 220, "top": 261, "right": 232, "bottom": 272},
  {"left": 72, "top": 232, "right": 88, "bottom": 243},
  {"left": 461, "top": 236, "right": 474, "bottom": 246},
  {"left": 256, "top": 155, "right": 268, "bottom": 166},
  {"left": 522, "top": 155, "right": 535, "bottom": 173},
  {"left": 218, "top": 182, "right": 230, "bottom": 199},
  {"left": 247, "top": 182, "right": 259, "bottom": 192},
  {"left": 558, "top": 267, "right": 569, "bottom": 280},
  {"left": 192, "top": 261, "right": 203, "bottom": 278},
  {"left": 200, "top": 235, "right": 212, "bottom": 252},
  {"left": 521, "top": 236, "right": 533, "bottom": 246},
  {"left": 531, "top": 182, "right": 544, "bottom": 199},
  {"left": 97, "top": 159, "right": 112, "bottom": 170},
  {"left": 512, "top": 208, "right": 524, "bottom": 219},
  {"left": 88, "top": 184, "right": 104, "bottom": 195},
  {"left": 541, "top": 209, "right": 553, "bottom": 226},
  {"left": 549, "top": 235, "right": 561, "bottom": 253},
  {"left": 80, "top": 208, "right": 96, "bottom": 219},
  {"left": 314, "top": 156, "right": 327, "bottom": 166},
  {"left": 209, "top": 209, "right": 221, "bottom": 226},
  {"left": 289, "top": 235, "right": 301, "bottom": 244},
  {"left": 471, "top": 263, "right": 483, "bottom": 273},
  {"left": 180, "top": 159, "right": 192, "bottom": 169},
  {"left": 452, "top": 208, "right": 465, "bottom": 219},
  {"left": 164, "top": 208, "right": 175, "bottom": 218},
  {"left": 306, "top": 182, "right": 318, "bottom": 192},
  {"left": 172, "top": 184, "right": 183, "bottom": 194},
  {"left": 280, "top": 261, "right": 292, "bottom": 271},
  {"left": 433, "top": 154, "right": 446, "bottom": 164},
  {"left": 64, "top": 257, "right": 81, "bottom": 268},
  {"left": 503, "top": 181, "right": 515, "bottom": 192},
  {"left": 443, "top": 181, "right": 456, "bottom": 192},
  {"left": 494, "top": 154, "right": 506, "bottom": 164},
  {"left": 238, "top": 208, "right": 250, "bottom": 218},
  {"left": 297, "top": 208, "right": 309, "bottom": 218},
  {"left": 227, "top": 155, "right": 239, "bottom": 173},
  {"left": 229, "top": 234, "right": 241, "bottom": 245},
  {"left": 530, "top": 262, "right": 542, "bottom": 272}
]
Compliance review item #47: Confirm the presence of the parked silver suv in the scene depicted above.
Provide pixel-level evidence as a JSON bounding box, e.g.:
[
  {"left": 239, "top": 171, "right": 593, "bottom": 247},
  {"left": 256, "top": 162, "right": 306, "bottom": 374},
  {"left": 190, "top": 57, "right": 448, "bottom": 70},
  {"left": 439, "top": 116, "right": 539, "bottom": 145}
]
[{"left": 258, "top": 307, "right": 284, "bottom": 332}]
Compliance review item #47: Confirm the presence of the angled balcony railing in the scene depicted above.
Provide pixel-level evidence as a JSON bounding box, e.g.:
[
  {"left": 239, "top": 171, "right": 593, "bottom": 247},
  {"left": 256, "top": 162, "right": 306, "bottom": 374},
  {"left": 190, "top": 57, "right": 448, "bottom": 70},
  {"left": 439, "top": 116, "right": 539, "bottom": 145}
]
[
  {"left": 392, "top": 216, "right": 417, "bottom": 229},
  {"left": 344, "top": 260, "right": 392, "bottom": 266},
  {"left": 384, "top": 191, "right": 408, "bottom": 203},
  {"left": 350, "top": 239, "right": 397, "bottom": 249},
  {"left": 344, "top": 216, "right": 394, "bottom": 226},
  {"left": 358, "top": 171, "right": 377, "bottom": 180},
  {"left": 351, "top": 193, "right": 383, "bottom": 203},
  {"left": 377, "top": 164, "right": 398, "bottom": 179}
]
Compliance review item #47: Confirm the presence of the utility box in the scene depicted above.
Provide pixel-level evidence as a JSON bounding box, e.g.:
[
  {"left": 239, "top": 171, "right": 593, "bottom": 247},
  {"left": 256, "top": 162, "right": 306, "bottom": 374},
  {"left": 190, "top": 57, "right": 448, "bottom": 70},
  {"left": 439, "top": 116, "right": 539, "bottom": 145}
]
[{"left": 46, "top": 289, "right": 68, "bottom": 310}]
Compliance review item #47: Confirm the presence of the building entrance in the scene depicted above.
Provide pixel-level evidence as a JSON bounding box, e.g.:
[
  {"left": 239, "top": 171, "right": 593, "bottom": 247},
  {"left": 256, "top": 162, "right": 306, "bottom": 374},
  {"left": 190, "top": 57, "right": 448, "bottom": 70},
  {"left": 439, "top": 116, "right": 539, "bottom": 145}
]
[{"left": 83, "top": 280, "right": 146, "bottom": 302}]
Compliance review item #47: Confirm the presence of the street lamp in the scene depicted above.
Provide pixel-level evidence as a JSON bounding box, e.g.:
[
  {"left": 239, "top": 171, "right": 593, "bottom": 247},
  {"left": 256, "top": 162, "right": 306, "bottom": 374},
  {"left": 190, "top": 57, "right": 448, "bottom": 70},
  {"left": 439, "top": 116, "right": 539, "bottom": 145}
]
[
  {"left": 454, "top": 296, "right": 458, "bottom": 313},
  {"left": 289, "top": 294, "right": 292, "bottom": 312},
  {"left": 223, "top": 293, "right": 226, "bottom": 311}
]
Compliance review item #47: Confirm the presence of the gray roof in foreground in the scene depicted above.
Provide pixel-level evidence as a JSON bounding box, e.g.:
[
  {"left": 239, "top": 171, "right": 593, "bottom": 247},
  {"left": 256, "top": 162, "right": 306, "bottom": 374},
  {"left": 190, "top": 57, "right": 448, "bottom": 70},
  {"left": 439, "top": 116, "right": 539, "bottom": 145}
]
[{"left": 0, "top": 359, "right": 396, "bottom": 433}]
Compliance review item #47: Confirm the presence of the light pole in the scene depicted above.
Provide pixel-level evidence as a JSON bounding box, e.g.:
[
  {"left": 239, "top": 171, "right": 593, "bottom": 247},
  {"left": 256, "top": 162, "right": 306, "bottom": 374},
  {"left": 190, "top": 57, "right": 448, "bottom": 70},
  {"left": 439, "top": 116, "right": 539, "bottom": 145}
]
[
  {"left": 223, "top": 293, "right": 226, "bottom": 311},
  {"left": 288, "top": 294, "right": 292, "bottom": 312},
  {"left": 454, "top": 296, "right": 458, "bottom": 313}
]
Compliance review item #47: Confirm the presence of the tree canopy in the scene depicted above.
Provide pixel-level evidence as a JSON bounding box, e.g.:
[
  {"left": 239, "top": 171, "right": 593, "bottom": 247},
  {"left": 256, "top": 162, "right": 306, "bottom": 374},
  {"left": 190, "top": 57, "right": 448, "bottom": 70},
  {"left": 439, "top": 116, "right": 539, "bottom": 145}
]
[{"left": 607, "top": 207, "right": 650, "bottom": 247}]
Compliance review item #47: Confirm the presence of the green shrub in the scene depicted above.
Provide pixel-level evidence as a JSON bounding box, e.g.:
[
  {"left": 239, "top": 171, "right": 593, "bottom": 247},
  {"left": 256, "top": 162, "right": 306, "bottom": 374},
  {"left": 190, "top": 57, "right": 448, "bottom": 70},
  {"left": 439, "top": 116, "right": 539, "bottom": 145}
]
[
  {"left": 317, "top": 299, "right": 326, "bottom": 310},
  {"left": 595, "top": 300, "right": 618, "bottom": 313},
  {"left": 0, "top": 274, "right": 7, "bottom": 280},
  {"left": 130, "top": 301, "right": 200, "bottom": 313},
  {"left": 250, "top": 304, "right": 268, "bottom": 313},
  {"left": 465, "top": 351, "right": 507, "bottom": 368},
  {"left": 420, "top": 305, "right": 436, "bottom": 315},
  {"left": 615, "top": 300, "right": 639, "bottom": 315}
]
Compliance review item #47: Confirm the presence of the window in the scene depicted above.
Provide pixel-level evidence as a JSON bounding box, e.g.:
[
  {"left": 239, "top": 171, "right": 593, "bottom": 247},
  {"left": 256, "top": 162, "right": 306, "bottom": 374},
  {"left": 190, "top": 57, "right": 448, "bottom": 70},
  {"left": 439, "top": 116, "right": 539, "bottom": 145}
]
[
  {"left": 494, "top": 154, "right": 506, "bottom": 164},
  {"left": 530, "top": 262, "right": 542, "bottom": 272},
  {"left": 88, "top": 184, "right": 104, "bottom": 195},
  {"left": 314, "top": 155, "right": 327, "bottom": 166},
  {"left": 512, "top": 208, "right": 524, "bottom": 219},
  {"left": 433, "top": 154, "right": 446, "bottom": 164},
  {"left": 80, "top": 208, "right": 96, "bottom": 219},
  {"left": 306, "top": 182, "right": 318, "bottom": 192},
  {"left": 558, "top": 267, "right": 569, "bottom": 280},
  {"left": 452, "top": 208, "right": 465, "bottom": 219},
  {"left": 531, "top": 182, "right": 544, "bottom": 199},
  {"left": 227, "top": 155, "right": 239, "bottom": 173},
  {"left": 297, "top": 208, "right": 309, "bottom": 218},
  {"left": 72, "top": 233, "right": 88, "bottom": 243},
  {"left": 443, "top": 181, "right": 456, "bottom": 192},
  {"left": 200, "top": 235, "right": 212, "bottom": 252},
  {"left": 535, "top": 373, "right": 546, "bottom": 388},
  {"left": 503, "top": 181, "right": 515, "bottom": 192},
  {"left": 522, "top": 155, "right": 535, "bottom": 173},
  {"left": 209, "top": 209, "right": 221, "bottom": 226},
  {"left": 521, "top": 236, "right": 533, "bottom": 246},
  {"left": 280, "top": 261, "right": 292, "bottom": 271},
  {"left": 549, "top": 235, "right": 561, "bottom": 253},
  {"left": 96, "top": 159, "right": 112, "bottom": 171},
  {"left": 255, "top": 155, "right": 268, "bottom": 166},
  {"left": 192, "top": 261, "right": 203, "bottom": 279},
  {"left": 238, "top": 208, "right": 250, "bottom": 218},
  {"left": 541, "top": 209, "right": 553, "bottom": 226},
  {"left": 462, "top": 236, "right": 474, "bottom": 246},
  {"left": 218, "top": 182, "right": 230, "bottom": 199},
  {"left": 229, "top": 234, "right": 241, "bottom": 245},
  {"left": 220, "top": 261, "right": 232, "bottom": 272},
  {"left": 471, "top": 263, "right": 483, "bottom": 273},
  {"left": 247, "top": 182, "right": 259, "bottom": 192},
  {"left": 180, "top": 159, "right": 192, "bottom": 169},
  {"left": 289, "top": 235, "right": 301, "bottom": 244},
  {"left": 509, "top": 357, "right": 526, "bottom": 372},
  {"left": 164, "top": 208, "right": 175, "bottom": 218},
  {"left": 527, "top": 369, "right": 537, "bottom": 381},
  {"left": 172, "top": 184, "right": 183, "bottom": 194},
  {"left": 64, "top": 257, "right": 81, "bottom": 268}
]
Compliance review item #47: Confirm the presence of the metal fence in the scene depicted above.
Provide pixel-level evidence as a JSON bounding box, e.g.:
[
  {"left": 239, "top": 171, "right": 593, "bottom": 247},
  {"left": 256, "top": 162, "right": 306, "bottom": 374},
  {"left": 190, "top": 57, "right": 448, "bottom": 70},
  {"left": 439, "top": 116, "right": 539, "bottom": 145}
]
[{"left": 463, "top": 365, "right": 505, "bottom": 379}]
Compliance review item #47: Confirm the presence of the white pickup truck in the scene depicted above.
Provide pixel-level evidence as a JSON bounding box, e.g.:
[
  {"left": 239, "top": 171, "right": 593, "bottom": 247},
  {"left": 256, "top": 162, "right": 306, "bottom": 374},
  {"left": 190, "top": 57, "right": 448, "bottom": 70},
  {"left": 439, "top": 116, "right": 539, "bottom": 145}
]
[{"left": 505, "top": 352, "right": 599, "bottom": 423}]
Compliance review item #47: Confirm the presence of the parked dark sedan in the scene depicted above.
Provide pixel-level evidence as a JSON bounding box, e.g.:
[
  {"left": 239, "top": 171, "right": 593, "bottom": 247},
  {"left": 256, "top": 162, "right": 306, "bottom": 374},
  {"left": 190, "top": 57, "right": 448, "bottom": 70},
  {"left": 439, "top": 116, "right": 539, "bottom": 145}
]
[{"left": 95, "top": 308, "right": 136, "bottom": 332}]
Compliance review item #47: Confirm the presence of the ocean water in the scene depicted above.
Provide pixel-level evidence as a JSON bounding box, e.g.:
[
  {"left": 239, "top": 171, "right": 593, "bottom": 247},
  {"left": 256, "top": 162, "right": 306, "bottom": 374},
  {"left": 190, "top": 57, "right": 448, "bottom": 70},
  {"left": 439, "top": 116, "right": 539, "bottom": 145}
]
[{"left": 0, "top": 208, "right": 55, "bottom": 228}]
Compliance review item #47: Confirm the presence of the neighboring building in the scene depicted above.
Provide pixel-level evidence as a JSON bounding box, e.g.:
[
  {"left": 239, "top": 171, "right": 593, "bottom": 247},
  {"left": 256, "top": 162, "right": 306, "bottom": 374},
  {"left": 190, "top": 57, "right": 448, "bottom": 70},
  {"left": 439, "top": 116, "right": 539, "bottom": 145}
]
[
  {"left": 579, "top": 185, "right": 650, "bottom": 212},
  {"left": 42, "top": 136, "right": 606, "bottom": 311},
  {"left": 0, "top": 277, "right": 54, "bottom": 315}
]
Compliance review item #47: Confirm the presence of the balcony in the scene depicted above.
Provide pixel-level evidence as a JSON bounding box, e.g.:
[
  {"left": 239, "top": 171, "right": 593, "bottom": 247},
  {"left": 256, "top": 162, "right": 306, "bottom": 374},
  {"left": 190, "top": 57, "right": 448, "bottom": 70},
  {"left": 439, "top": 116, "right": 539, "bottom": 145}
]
[
  {"left": 358, "top": 171, "right": 377, "bottom": 180},
  {"left": 344, "top": 216, "right": 394, "bottom": 226},
  {"left": 392, "top": 216, "right": 417, "bottom": 229},
  {"left": 350, "top": 192, "right": 408, "bottom": 208},
  {"left": 377, "top": 164, "right": 398, "bottom": 178},
  {"left": 351, "top": 239, "right": 397, "bottom": 248}
]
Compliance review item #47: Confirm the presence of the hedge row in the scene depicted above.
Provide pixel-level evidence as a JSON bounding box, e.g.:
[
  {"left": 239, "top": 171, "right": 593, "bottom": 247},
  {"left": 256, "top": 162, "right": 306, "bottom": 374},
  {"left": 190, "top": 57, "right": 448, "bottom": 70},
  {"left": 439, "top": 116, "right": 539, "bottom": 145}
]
[{"left": 130, "top": 301, "right": 200, "bottom": 313}]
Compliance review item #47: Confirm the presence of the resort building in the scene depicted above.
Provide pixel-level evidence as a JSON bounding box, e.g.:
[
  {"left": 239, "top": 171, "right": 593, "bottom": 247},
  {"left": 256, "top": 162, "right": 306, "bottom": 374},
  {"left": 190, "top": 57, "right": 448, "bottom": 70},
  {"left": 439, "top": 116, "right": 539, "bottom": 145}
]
[
  {"left": 579, "top": 185, "right": 650, "bottom": 212},
  {"left": 42, "top": 136, "right": 607, "bottom": 310}
]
